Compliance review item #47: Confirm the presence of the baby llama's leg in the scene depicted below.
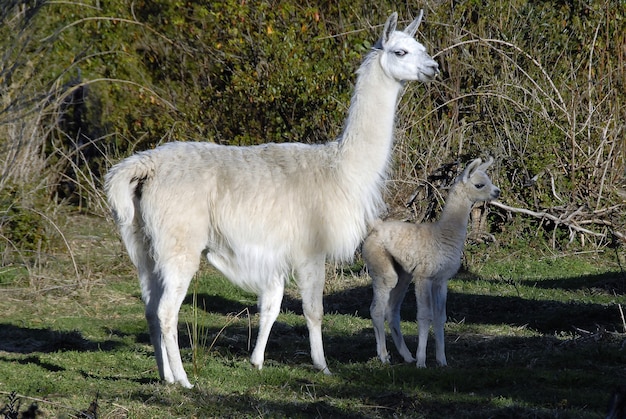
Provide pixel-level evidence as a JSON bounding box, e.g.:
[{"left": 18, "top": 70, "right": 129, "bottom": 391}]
[
  {"left": 432, "top": 279, "right": 448, "bottom": 367},
  {"left": 415, "top": 277, "right": 434, "bottom": 367},
  {"left": 387, "top": 271, "right": 415, "bottom": 363},
  {"left": 370, "top": 281, "right": 393, "bottom": 363},
  {"left": 364, "top": 237, "right": 399, "bottom": 363}
]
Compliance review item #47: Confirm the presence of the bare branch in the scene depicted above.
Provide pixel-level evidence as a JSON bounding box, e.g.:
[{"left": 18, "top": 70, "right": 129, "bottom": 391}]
[{"left": 488, "top": 200, "right": 606, "bottom": 237}]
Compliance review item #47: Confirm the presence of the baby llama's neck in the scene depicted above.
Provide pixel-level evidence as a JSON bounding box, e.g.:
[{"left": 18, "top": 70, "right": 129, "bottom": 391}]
[{"left": 435, "top": 186, "right": 474, "bottom": 251}]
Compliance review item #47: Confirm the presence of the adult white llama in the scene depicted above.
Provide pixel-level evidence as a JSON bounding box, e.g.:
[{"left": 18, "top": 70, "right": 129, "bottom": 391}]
[
  {"left": 363, "top": 158, "right": 500, "bottom": 368},
  {"left": 105, "top": 11, "right": 438, "bottom": 388}
]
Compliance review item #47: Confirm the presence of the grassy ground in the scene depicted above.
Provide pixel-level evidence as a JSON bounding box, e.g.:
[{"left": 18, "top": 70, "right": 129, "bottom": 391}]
[{"left": 0, "top": 212, "right": 625, "bottom": 418}]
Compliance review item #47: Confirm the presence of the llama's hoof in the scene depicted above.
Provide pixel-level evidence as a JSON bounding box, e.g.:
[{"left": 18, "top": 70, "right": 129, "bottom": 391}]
[
  {"left": 165, "top": 377, "right": 194, "bottom": 388},
  {"left": 378, "top": 355, "right": 391, "bottom": 364},
  {"left": 180, "top": 379, "right": 194, "bottom": 389},
  {"left": 250, "top": 353, "right": 264, "bottom": 371},
  {"left": 320, "top": 366, "right": 332, "bottom": 375}
]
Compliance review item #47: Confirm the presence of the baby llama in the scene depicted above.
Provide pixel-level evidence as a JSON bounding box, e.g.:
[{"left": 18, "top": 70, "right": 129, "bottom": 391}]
[
  {"left": 363, "top": 157, "right": 500, "bottom": 367},
  {"left": 105, "top": 11, "right": 438, "bottom": 388}
]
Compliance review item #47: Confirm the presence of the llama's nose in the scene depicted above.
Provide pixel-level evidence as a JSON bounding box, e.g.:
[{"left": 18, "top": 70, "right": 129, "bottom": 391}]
[
  {"left": 421, "top": 60, "right": 439, "bottom": 80},
  {"left": 492, "top": 189, "right": 501, "bottom": 199},
  {"left": 427, "top": 59, "right": 438, "bottom": 71},
  {"left": 431, "top": 61, "right": 440, "bottom": 74}
]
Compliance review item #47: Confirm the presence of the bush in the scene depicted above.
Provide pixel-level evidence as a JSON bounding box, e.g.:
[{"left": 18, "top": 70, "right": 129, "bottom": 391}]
[{"left": 0, "top": 0, "right": 624, "bottom": 252}]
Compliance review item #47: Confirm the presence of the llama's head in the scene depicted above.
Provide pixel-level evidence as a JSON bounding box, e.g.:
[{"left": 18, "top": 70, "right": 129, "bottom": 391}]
[
  {"left": 458, "top": 157, "right": 501, "bottom": 203},
  {"left": 375, "top": 11, "right": 439, "bottom": 83}
]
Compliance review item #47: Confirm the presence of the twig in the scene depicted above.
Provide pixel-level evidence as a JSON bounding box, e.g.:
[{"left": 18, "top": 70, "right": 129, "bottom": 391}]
[
  {"left": 0, "top": 391, "right": 82, "bottom": 415},
  {"left": 29, "top": 208, "right": 81, "bottom": 285},
  {"left": 618, "top": 304, "right": 626, "bottom": 334},
  {"left": 207, "top": 307, "right": 251, "bottom": 353}
]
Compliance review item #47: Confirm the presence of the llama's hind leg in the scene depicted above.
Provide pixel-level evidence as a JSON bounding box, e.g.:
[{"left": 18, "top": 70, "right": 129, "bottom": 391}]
[
  {"left": 387, "top": 272, "right": 415, "bottom": 363},
  {"left": 296, "top": 256, "right": 330, "bottom": 374},
  {"left": 250, "top": 276, "right": 285, "bottom": 370},
  {"left": 432, "top": 279, "right": 448, "bottom": 367},
  {"left": 151, "top": 257, "right": 198, "bottom": 388},
  {"left": 141, "top": 267, "right": 174, "bottom": 384},
  {"left": 415, "top": 277, "right": 434, "bottom": 368}
]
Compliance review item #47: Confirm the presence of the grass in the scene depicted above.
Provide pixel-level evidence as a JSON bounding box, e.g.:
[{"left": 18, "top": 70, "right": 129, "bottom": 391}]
[{"left": 0, "top": 212, "right": 625, "bottom": 418}]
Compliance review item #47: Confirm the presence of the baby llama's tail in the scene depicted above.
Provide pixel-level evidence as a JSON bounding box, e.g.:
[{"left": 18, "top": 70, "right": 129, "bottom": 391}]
[
  {"left": 369, "top": 218, "right": 384, "bottom": 231},
  {"left": 104, "top": 153, "right": 155, "bottom": 267}
]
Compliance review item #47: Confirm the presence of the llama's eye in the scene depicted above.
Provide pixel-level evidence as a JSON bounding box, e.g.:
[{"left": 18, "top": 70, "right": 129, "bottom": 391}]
[
  {"left": 475, "top": 183, "right": 485, "bottom": 189},
  {"left": 394, "top": 50, "right": 407, "bottom": 57}
]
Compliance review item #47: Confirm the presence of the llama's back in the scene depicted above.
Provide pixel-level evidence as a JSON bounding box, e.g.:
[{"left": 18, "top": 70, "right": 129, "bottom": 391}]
[{"left": 106, "top": 141, "right": 375, "bottom": 291}]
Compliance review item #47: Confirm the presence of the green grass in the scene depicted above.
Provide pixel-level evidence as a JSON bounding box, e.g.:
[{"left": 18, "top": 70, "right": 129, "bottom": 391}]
[{"left": 0, "top": 213, "right": 625, "bottom": 418}]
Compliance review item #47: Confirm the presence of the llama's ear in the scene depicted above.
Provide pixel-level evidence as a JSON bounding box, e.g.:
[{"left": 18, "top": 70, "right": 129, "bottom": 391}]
[
  {"left": 477, "top": 156, "right": 494, "bottom": 172},
  {"left": 404, "top": 10, "right": 424, "bottom": 37},
  {"left": 380, "top": 12, "right": 398, "bottom": 47},
  {"left": 463, "top": 158, "right": 482, "bottom": 182}
]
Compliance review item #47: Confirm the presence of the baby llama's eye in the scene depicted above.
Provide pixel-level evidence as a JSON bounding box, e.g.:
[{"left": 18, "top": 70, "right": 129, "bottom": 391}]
[
  {"left": 394, "top": 50, "right": 407, "bottom": 57},
  {"left": 475, "top": 183, "right": 485, "bottom": 189}
]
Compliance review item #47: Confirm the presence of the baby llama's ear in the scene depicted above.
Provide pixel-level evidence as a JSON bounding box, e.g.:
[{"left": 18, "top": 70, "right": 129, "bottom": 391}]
[
  {"left": 462, "top": 158, "right": 482, "bottom": 182},
  {"left": 380, "top": 12, "right": 398, "bottom": 47},
  {"left": 403, "top": 10, "right": 424, "bottom": 37},
  {"left": 477, "top": 156, "right": 494, "bottom": 172}
]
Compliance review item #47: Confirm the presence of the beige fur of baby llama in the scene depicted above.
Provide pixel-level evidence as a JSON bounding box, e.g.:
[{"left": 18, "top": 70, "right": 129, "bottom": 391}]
[{"left": 363, "top": 157, "right": 500, "bottom": 367}]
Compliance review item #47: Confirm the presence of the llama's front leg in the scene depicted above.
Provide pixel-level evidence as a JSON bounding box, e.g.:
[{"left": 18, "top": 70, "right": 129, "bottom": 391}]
[
  {"left": 296, "top": 257, "right": 330, "bottom": 374},
  {"left": 432, "top": 279, "right": 448, "bottom": 367},
  {"left": 415, "top": 277, "right": 434, "bottom": 368},
  {"left": 387, "top": 273, "right": 415, "bottom": 363},
  {"left": 250, "top": 278, "right": 285, "bottom": 370}
]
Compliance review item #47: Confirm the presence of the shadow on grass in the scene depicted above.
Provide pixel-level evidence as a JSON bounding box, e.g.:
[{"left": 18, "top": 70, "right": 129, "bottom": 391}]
[
  {"left": 123, "top": 343, "right": 620, "bottom": 418},
  {"left": 109, "top": 270, "right": 623, "bottom": 417},
  {"left": 170, "top": 269, "right": 625, "bottom": 383},
  {"left": 184, "top": 293, "right": 259, "bottom": 317},
  {"left": 320, "top": 270, "right": 625, "bottom": 334},
  {"left": 524, "top": 271, "right": 626, "bottom": 294},
  {"left": 176, "top": 270, "right": 624, "bottom": 350},
  {"left": 447, "top": 291, "right": 621, "bottom": 333},
  {"left": 0, "top": 354, "right": 66, "bottom": 373},
  {"left": 131, "top": 387, "right": 373, "bottom": 418},
  {"left": 0, "top": 323, "right": 121, "bottom": 353}
]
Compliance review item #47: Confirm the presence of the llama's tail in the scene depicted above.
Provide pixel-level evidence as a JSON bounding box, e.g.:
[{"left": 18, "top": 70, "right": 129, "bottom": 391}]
[{"left": 104, "top": 152, "right": 155, "bottom": 267}]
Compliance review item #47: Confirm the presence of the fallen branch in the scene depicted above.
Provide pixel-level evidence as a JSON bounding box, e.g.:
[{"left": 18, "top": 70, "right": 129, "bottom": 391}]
[{"left": 488, "top": 200, "right": 610, "bottom": 238}]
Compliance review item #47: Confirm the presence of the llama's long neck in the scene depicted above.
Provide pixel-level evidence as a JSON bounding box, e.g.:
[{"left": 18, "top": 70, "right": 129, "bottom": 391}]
[
  {"left": 337, "top": 51, "right": 404, "bottom": 217},
  {"left": 435, "top": 186, "right": 474, "bottom": 252},
  {"left": 339, "top": 53, "right": 403, "bottom": 164}
]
